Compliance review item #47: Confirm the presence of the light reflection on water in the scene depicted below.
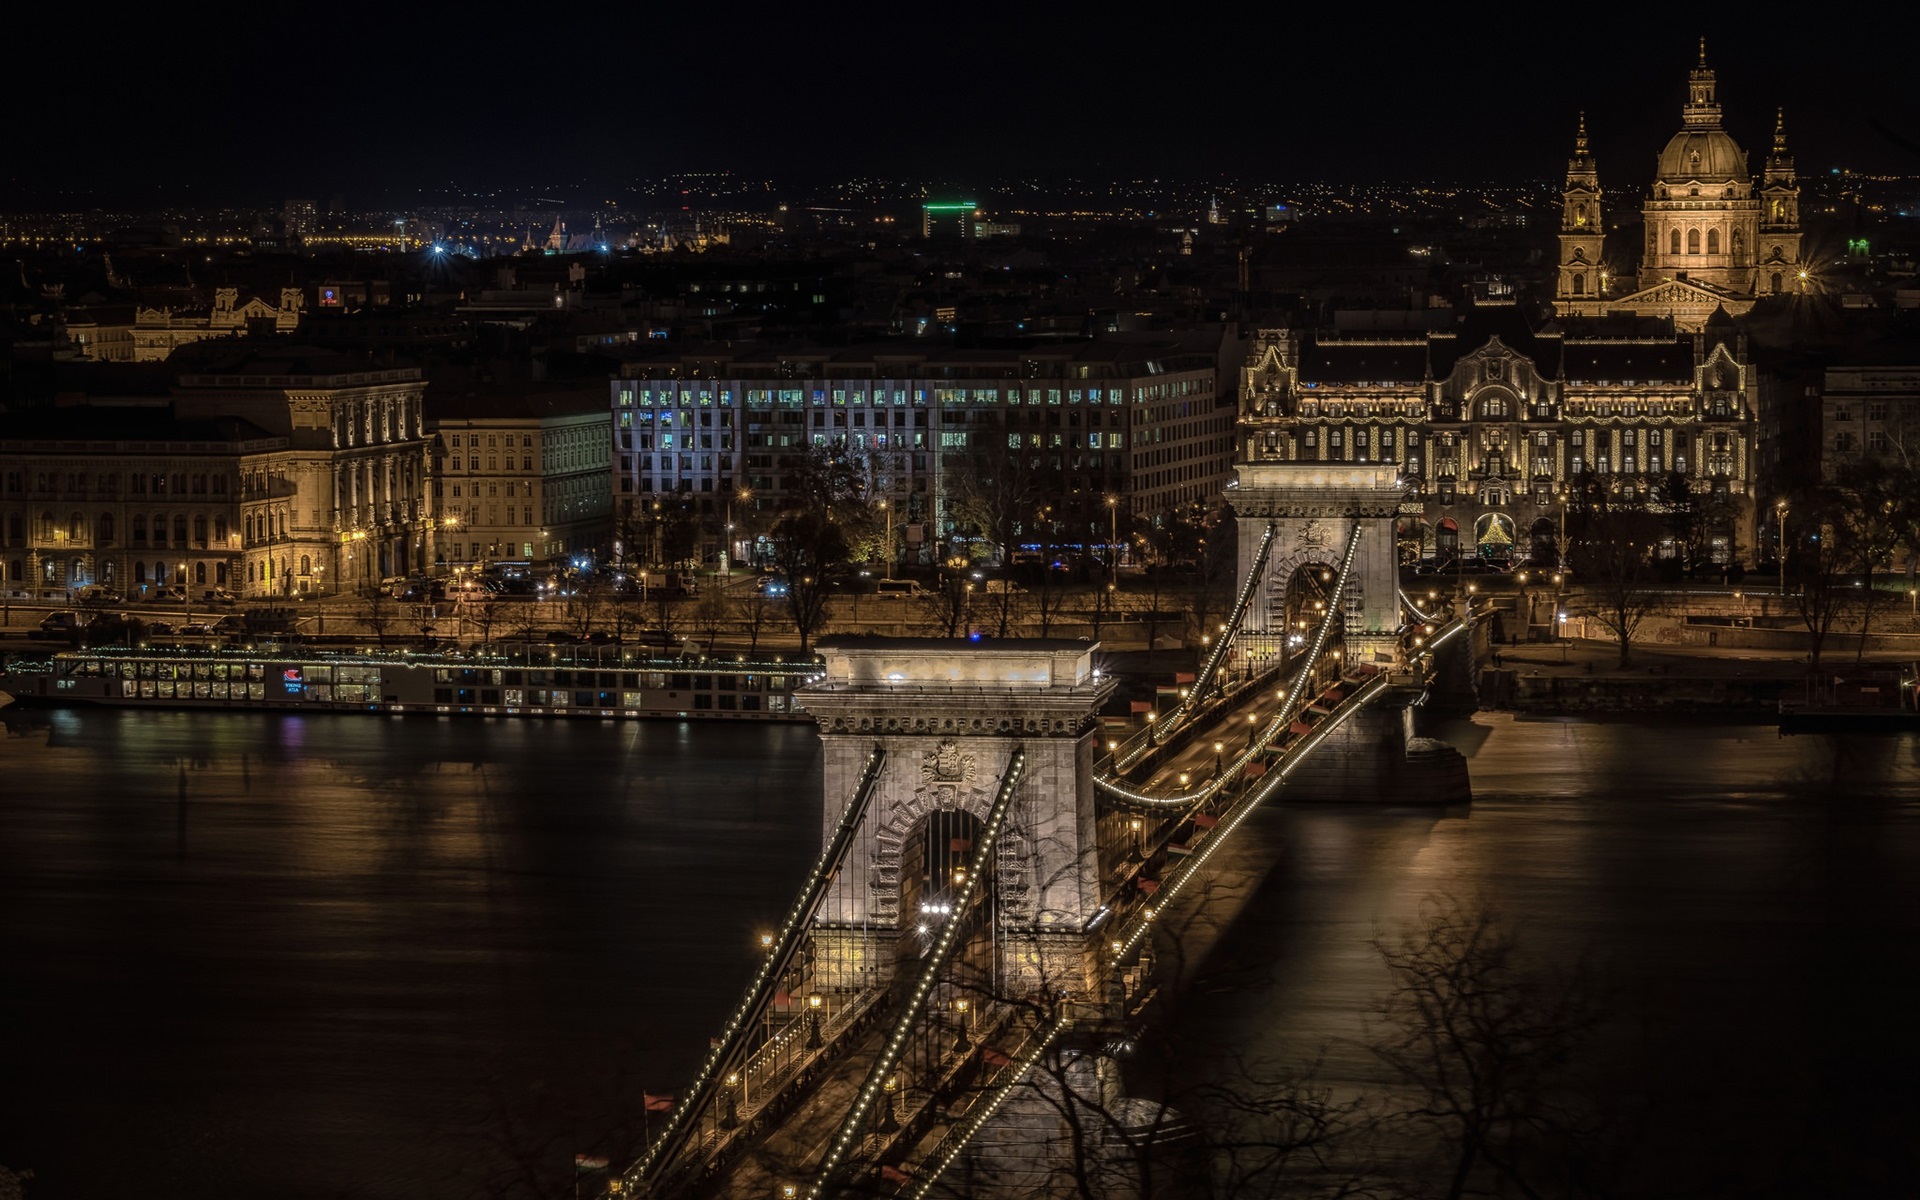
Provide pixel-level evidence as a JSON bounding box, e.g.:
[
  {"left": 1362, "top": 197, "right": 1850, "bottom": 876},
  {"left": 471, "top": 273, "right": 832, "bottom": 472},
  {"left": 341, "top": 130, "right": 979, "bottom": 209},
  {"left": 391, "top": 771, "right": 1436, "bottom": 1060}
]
[
  {"left": 0, "top": 709, "right": 822, "bottom": 1200},
  {"left": 1169, "top": 713, "right": 1920, "bottom": 1196},
  {"left": 5, "top": 709, "right": 1919, "bottom": 1197}
]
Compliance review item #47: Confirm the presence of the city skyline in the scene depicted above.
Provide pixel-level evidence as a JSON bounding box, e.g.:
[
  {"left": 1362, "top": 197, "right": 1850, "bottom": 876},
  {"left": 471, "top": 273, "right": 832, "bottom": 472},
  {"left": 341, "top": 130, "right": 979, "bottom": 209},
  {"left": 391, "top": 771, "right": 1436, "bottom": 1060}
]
[{"left": 7, "top": 10, "right": 1916, "bottom": 205}]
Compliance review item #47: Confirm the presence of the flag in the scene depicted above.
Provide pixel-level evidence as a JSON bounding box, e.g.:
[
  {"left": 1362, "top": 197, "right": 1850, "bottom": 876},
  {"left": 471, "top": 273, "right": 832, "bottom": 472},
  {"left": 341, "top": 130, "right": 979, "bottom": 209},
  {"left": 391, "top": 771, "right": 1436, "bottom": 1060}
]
[
  {"left": 1167, "top": 842, "right": 1194, "bottom": 858},
  {"left": 644, "top": 1093, "right": 674, "bottom": 1113},
  {"left": 710, "top": 1037, "right": 723, "bottom": 1050},
  {"left": 1289, "top": 720, "right": 1313, "bottom": 735},
  {"left": 1137, "top": 878, "right": 1160, "bottom": 894},
  {"left": 1244, "top": 761, "right": 1267, "bottom": 778},
  {"left": 1129, "top": 699, "right": 1152, "bottom": 714},
  {"left": 949, "top": 836, "right": 972, "bottom": 852},
  {"left": 1174, "top": 672, "right": 1196, "bottom": 684},
  {"left": 981, "top": 1047, "right": 1013, "bottom": 1067},
  {"left": 774, "top": 989, "right": 792, "bottom": 1007},
  {"left": 1192, "top": 813, "right": 1220, "bottom": 829},
  {"left": 574, "top": 1154, "right": 610, "bottom": 1173},
  {"left": 879, "top": 1164, "right": 912, "bottom": 1184}
]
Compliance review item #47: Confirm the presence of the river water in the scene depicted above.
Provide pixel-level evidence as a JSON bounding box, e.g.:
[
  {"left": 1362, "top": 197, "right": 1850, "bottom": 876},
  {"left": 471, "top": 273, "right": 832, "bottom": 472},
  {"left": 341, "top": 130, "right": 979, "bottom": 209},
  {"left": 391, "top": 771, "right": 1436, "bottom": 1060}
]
[{"left": 2, "top": 710, "right": 1918, "bottom": 1198}]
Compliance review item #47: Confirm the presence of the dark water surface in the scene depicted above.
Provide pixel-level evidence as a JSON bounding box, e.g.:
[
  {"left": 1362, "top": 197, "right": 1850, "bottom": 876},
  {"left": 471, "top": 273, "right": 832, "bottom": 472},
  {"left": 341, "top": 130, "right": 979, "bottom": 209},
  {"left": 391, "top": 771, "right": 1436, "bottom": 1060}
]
[
  {"left": 4, "top": 710, "right": 1920, "bottom": 1197},
  {"left": 0, "top": 710, "right": 823, "bottom": 1199},
  {"left": 1173, "top": 714, "right": 1920, "bottom": 1197}
]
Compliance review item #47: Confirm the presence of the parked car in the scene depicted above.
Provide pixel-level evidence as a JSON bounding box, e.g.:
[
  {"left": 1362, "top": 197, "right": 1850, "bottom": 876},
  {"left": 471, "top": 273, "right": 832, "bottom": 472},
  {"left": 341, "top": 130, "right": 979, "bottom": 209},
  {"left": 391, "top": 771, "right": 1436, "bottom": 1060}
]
[{"left": 38, "top": 610, "right": 83, "bottom": 636}]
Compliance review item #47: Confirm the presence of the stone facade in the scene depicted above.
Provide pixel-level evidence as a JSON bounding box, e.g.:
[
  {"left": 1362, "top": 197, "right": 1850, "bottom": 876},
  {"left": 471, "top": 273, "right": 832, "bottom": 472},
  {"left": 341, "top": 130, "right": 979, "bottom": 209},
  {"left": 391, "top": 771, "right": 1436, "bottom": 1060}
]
[
  {"left": 1228, "top": 461, "right": 1403, "bottom": 666},
  {"left": 1238, "top": 305, "right": 1759, "bottom": 568},
  {"left": 799, "top": 640, "right": 1113, "bottom": 996},
  {"left": 173, "top": 355, "right": 437, "bottom": 591}
]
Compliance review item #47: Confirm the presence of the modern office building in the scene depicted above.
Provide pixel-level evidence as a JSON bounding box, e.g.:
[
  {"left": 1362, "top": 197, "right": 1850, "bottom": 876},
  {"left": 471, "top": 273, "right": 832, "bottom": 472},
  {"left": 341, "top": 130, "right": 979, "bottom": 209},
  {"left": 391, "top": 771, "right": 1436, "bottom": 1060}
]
[{"left": 610, "top": 339, "right": 1232, "bottom": 565}]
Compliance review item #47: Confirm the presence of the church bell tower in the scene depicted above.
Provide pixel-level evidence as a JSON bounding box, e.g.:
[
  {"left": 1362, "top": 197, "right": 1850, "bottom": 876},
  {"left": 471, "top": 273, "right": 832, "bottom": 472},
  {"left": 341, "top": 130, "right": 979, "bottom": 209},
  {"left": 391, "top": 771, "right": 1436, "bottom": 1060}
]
[
  {"left": 1759, "top": 108, "right": 1806, "bottom": 295},
  {"left": 1556, "top": 113, "right": 1606, "bottom": 309}
]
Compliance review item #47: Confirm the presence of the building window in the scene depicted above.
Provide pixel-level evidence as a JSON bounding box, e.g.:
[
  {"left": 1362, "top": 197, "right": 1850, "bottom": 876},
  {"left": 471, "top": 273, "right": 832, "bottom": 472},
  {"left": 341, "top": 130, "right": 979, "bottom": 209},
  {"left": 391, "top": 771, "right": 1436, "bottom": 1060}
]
[{"left": 1687, "top": 228, "right": 1701, "bottom": 255}]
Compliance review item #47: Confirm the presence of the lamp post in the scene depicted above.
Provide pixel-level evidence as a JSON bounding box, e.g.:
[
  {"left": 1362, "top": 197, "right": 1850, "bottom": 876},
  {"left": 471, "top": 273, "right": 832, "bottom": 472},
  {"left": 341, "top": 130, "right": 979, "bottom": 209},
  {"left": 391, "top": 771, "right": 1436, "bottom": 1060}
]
[
  {"left": 880, "top": 499, "right": 892, "bottom": 580},
  {"left": 1106, "top": 494, "right": 1119, "bottom": 586},
  {"left": 953, "top": 997, "right": 972, "bottom": 1052},
  {"left": 877, "top": 1073, "right": 900, "bottom": 1134},
  {"left": 806, "top": 992, "right": 823, "bottom": 1049},
  {"left": 720, "top": 1072, "right": 740, "bottom": 1130},
  {"left": 1775, "top": 499, "right": 1788, "bottom": 595}
]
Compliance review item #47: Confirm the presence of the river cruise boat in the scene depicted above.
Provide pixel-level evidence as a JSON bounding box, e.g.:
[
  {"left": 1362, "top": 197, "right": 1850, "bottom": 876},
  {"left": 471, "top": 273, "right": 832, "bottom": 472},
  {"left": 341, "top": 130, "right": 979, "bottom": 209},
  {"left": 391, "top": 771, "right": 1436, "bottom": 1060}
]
[{"left": 0, "top": 646, "right": 819, "bottom": 722}]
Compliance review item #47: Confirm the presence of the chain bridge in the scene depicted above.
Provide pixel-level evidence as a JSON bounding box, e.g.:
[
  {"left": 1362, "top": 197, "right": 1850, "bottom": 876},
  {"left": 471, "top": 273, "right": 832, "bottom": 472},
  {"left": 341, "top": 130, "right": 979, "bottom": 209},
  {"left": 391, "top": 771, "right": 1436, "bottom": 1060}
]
[{"left": 612, "top": 461, "right": 1476, "bottom": 1200}]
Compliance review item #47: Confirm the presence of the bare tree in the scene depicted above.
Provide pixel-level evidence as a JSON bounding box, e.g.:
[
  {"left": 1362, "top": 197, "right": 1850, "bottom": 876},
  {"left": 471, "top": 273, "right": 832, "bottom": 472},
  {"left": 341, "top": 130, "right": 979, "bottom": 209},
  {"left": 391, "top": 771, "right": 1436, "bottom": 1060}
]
[
  {"left": 1570, "top": 507, "right": 1664, "bottom": 667},
  {"left": 562, "top": 582, "right": 607, "bottom": 642},
  {"left": 1368, "top": 895, "right": 1605, "bottom": 1200},
  {"left": 917, "top": 567, "right": 973, "bottom": 638},
  {"left": 734, "top": 589, "right": 776, "bottom": 657},
  {"left": 469, "top": 593, "right": 504, "bottom": 648},
  {"left": 359, "top": 591, "right": 398, "bottom": 650},
  {"left": 768, "top": 509, "right": 847, "bottom": 652},
  {"left": 690, "top": 584, "right": 732, "bottom": 653}
]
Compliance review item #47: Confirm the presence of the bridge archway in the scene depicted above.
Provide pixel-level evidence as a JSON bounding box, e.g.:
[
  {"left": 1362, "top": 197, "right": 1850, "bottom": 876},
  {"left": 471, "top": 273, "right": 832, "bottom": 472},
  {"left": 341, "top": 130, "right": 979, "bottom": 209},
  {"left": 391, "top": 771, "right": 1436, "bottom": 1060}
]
[
  {"left": 802, "top": 642, "right": 1114, "bottom": 997},
  {"left": 1278, "top": 559, "right": 1343, "bottom": 659}
]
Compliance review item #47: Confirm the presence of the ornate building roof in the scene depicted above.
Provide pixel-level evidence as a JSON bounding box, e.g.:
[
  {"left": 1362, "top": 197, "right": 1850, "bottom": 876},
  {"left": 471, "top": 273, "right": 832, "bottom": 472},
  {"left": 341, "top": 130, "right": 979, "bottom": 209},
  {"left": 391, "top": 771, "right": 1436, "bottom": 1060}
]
[{"left": 1655, "top": 128, "right": 1749, "bottom": 183}]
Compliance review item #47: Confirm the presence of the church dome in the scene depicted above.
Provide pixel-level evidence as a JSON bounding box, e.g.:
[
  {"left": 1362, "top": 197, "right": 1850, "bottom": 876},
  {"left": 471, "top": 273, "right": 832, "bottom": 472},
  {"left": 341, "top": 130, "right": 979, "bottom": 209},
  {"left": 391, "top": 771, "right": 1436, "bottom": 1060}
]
[{"left": 1656, "top": 127, "right": 1748, "bottom": 183}]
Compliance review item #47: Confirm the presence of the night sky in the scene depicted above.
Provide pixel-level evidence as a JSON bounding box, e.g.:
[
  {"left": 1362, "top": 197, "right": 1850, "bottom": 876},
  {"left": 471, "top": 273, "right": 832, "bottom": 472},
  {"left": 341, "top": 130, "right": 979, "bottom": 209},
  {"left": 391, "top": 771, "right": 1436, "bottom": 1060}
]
[{"left": 9, "top": 5, "right": 1916, "bottom": 203}]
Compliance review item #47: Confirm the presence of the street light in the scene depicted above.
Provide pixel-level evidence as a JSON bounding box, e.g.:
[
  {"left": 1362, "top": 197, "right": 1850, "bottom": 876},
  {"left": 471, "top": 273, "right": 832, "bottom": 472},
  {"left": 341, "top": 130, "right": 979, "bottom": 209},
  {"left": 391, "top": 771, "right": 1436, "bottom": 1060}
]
[
  {"left": 953, "top": 997, "right": 972, "bottom": 1052},
  {"left": 1106, "top": 494, "right": 1119, "bottom": 586},
  {"left": 877, "top": 1072, "right": 900, "bottom": 1134},
  {"left": 1775, "top": 499, "right": 1788, "bottom": 595},
  {"left": 880, "top": 498, "right": 892, "bottom": 580},
  {"left": 806, "top": 992, "right": 823, "bottom": 1048}
]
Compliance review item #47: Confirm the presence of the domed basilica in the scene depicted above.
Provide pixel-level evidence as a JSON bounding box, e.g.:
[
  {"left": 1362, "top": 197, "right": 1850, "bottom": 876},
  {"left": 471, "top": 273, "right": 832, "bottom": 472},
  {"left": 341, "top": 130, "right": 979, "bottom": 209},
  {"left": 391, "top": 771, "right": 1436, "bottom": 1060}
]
[{"left": 1555, "top": 41, "right": 1804, "bottom": 331}]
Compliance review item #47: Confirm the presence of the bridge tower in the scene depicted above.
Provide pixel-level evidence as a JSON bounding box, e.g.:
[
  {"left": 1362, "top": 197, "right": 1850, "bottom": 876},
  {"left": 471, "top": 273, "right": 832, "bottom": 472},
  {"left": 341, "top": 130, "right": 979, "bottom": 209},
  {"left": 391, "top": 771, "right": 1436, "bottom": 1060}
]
[
  {"left": 1230, "top": 461, "right": 1405, "bottom": 668},
  {"left": 798, "top": 638, "right": 1116, "bottom": 998}
]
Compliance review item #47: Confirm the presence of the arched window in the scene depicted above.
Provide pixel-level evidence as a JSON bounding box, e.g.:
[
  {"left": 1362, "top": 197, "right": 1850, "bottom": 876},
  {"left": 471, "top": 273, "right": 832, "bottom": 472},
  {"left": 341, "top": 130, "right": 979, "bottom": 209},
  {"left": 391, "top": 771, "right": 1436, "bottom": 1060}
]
[
  {"left": 135, "top": 561, "right": 147, "bottom": 583},
  {"left": 1707, "top": 229, "right": 1720, "bottom": 255},
  {"left": 214, "top": 516, "right": 227, "bottom": 543},
  {"left": 8, "top": 559, "right": 22, "bottom": 582},
  {"left": 69, "top": 512, "right": 86, "bottom": 540},
  {"left": 1687, "top": 228, "right": 1701, "bottom": 255},
  {"left": 96, "top": 513, "right": 114, "bottom": 545},
  {"left": 1572, "top": 273, "right": 1586, "bottom": 295},
  {"left": 1732, "top": 229, "right": 1744, "bottom": 255},
  {"left": 194, "top": 562, "right": 206, "bottom": 584},
  {"left": 173, "top": 515, "right": 188, "bottom": 545},
  {"left": 1670, "top": 229, "right": 1682, "bottom": 256},
  {"left": 192, "top": 515, "right": 207, "bottom": 545},
  {"left": 299, "top": 554, "right": 312, "bottom": 576},
  {"left": 1771, "top": 272, "right": 1784, "bottom": 294},
  {"left": 6, "top": 513, "right": 21, "bottom": 544}
]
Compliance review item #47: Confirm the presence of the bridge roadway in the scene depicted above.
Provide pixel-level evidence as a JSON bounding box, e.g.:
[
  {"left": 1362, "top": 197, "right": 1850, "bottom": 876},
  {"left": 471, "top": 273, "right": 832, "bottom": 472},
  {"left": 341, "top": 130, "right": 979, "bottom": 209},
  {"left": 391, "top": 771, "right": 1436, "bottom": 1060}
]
[{"left": 617, "top": 528, "right": 1466, "bottom": 1199}]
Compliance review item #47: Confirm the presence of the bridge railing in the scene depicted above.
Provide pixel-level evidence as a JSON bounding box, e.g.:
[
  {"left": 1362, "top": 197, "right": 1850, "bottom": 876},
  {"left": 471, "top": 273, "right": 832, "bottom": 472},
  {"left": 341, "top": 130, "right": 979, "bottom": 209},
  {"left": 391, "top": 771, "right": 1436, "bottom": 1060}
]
[
  {"left": 899, "top": 612, "right": 1467, "bottom": 1199},
  {"left": 673, "top": 983, "right": 890, "bottom": 1183},
  {"left": 1096, "top": 522, "right": 1365, "bottom": 810},
  {"left": 1118, "top": 522, "right": 1276, "bottom": 765},
  {"left": 625, "top": 745, "right": 888, "bottom": 1195},
  {"left": 806, "top": 746, "right": 1029, "bottom": 1198}
]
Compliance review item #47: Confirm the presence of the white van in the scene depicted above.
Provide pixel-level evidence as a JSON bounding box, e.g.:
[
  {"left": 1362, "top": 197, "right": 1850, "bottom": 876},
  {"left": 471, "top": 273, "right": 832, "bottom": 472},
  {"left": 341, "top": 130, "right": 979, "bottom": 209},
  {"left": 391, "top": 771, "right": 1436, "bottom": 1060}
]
[{"left": 874, "top": 580, "right": 921, "bottom": 597}]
